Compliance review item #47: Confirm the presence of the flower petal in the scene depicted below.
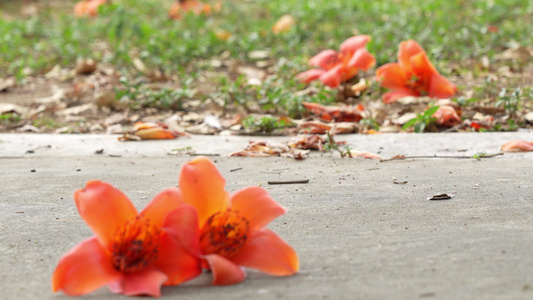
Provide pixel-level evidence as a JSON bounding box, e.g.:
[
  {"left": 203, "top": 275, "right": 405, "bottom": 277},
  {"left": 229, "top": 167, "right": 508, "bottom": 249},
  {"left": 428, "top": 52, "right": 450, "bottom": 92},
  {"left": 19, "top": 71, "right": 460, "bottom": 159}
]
[
  {"left": 135, "top": 128, "right": 177, "bottom": 140},
  {"left": 230, "top": 186, "right": 286, "bottom": 233},
  {"left": 231, "top": 228, "right": 299, "bottom": 276},
  {"left": 75, "top": 180, "right": 138, "bottom": 249},
  {"left": 108, "top": 267, "right": 167, "bottom": 297},
  {"left": 346, "top": 48, "right": 376, "bottom": 71},
  {"left": 398, "top": 39, "right": 425, "bottom": 74},
  {"left": 501, "top": 140, "right": 533, "bottom": 152},
  {"left": 382, "top": 90, "right": 419, "bottom": 104},
  {"left": 376, "top": 63, "right": 409, "bottom": 90},
  {"left": 162, "top": 204, "right": 201, "bottom": 257},
  {"left": 319, "top": 65, "right": 343, "bottom": 88},
  {"left": 308, "top": 49, "right": 339, "bottom": 70},
  {"left": 429, "top": 74, "right": 457, "bottom": 99},
  {"left": 204, "top": 254, "right": 246, "bottom": 285},
  {"left": 410, "top": 51, "right": 439, "bottom": 77},
  {"left": 179, "top": 157, "right": 230, "bottom": 225},
  {"left": 153, "top": 232, "right": 202, "bottom": 286},
  {"left": 52, "top": 237, "right": 121, "bottom": 296},
  {"left": 295, "top": 69, "right": 326, "bottom": 83},
  {"left": 339, "top": 35, "right": 371, "bottom": 55},
  {"left": 141, "top": 187, "right": 182, "bottom": 229}
]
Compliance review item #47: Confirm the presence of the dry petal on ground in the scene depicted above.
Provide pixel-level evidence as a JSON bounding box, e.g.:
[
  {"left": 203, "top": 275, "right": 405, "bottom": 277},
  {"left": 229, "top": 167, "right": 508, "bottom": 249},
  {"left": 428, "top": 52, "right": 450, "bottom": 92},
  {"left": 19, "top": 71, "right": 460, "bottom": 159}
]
[
  {"left": 302, "top": 102, "right": 365, "bottom": 122},
  {"left": 297, "top": 121, "right": 360, "bottom": 134},
  {"left": 287, "top": 134, "right": 346, "bottom": 151},
  {"left": 350, "top": 151, "right": 382, "bottom": 159},
  {"left": 119, "top": 122, "right": 187, "bottom": 141},
  {"left": 500, "top": 140, "right": 533, "bottom": 152}
]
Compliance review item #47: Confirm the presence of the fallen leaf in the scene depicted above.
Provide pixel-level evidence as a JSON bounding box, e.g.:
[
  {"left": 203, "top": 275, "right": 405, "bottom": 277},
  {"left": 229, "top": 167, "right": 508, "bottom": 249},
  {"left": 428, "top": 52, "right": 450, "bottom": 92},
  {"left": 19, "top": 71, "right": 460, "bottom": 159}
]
[
  {"left": 350, "top": 78, "right": 368, "bottom": 94},
  {"left": 0, "top": 103, "right": 29, "bottom": 116},
  {"left": 75, "top": 58, "right": 97, "bottom": 75},
  {"left": 302, "top": 102, "right": 365, "bottom": 122},
  {"left": 500, "top": 140, "right": 533, "bottom": 152},
  {"left": 215, "top": 29, "right": 232, "bottom": 41},
  {"left": 0, "top": 78, "right": 16, "bottom": 92},
  {"left": 298, "top": 120, "right": 360, "bottom": 134},
  {"left": 428, "top": 193, "right": 455, "bottom": 201},
  {"left": 288, "top": 134, "right": 346, "bottom": 151},
  {"left": 55, "top": 103, "right": 95, "bottom": 116},
  {"left": 35, "top": 86, "right": 65, "bottom": 105},
  {"left": 272, "top": 14, "right": 295, "bottom": 34}
]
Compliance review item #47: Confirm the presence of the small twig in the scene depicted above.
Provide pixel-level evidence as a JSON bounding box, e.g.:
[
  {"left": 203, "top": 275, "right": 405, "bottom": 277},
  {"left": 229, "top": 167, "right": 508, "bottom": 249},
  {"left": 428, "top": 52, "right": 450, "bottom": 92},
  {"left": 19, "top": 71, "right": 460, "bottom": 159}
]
[
  {"left": 380, "top": 152, "right": 504, "bottom": 162},
  {"left": 188, "top": 153, "right": 220, "bottom": 156},
  {"left": 26, "top": 145, "right": 51, "bottom": 154},
  {"left": 230, "top": 167, "right": 243, "bottom": 172},
  {"left": 268, "top": 179, "right": 309, "bottom": 185}
]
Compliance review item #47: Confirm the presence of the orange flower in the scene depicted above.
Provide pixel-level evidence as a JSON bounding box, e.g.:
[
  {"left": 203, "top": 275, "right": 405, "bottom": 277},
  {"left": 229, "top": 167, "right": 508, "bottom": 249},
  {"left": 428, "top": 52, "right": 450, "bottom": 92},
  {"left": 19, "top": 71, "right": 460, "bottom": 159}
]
[
  {"left": 500, "top": 140, "right": 533, "bottom": 152},
  {"left": 178, "top": 157, "right": 299, "bottom": 285},
  {"left": 169, "top": 0, "right": 216, "bottom": 19},
  {"left": 52, "top": 181, "right": 201, "bottom": 297},
  {"left": 376, "top": 40, "right": 457, "bottom": 103},
  {"left": 74, "top": 0, "right": 107, "bottom": 17},
  {"left": 296, "top": 35, "right": 376, "bottom": 88}
]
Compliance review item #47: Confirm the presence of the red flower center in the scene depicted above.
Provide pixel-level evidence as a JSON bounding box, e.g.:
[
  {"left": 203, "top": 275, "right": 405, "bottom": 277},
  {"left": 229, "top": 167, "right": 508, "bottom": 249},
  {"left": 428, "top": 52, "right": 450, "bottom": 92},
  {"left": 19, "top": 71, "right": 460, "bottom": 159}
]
[
  {"left": 111, "top": 215, "right": 161, "bottom": 273},
  {"left": 199, "top": 209, "right": 250, "bottom": 259}
]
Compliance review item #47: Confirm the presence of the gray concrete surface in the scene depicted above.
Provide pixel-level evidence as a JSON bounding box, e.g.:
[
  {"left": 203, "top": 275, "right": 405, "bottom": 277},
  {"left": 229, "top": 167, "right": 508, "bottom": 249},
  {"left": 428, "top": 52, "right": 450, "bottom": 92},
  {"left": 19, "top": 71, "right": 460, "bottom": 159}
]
[{"left": 1, "top": 132, "right": 533, "bottom": 299}]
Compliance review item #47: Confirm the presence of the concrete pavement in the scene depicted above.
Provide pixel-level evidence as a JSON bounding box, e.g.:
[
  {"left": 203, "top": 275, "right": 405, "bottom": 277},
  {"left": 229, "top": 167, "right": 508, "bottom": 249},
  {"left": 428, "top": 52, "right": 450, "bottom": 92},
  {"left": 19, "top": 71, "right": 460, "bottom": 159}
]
[{"left": 1, "top": 132, "right": 533, "bottom": 299}]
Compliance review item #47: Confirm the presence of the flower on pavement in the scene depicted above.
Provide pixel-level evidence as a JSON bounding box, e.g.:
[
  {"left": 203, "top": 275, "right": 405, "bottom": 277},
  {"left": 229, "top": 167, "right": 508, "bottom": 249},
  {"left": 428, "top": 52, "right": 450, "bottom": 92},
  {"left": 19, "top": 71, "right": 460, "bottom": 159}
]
[
  {"left": 376, "top": 39, "right": 457, "bottom": 103},
  {"left": 501, "top": 140, "right": 533, "bottom": 152},
  {"left": 178, "top": 157, "right": 299, "bottom": 285},
  {"left": 296, "top": 35, "right": 376, "bottom": 88},
  {"left": 52, "top": 181, "right": 201, "bottom": 297}
]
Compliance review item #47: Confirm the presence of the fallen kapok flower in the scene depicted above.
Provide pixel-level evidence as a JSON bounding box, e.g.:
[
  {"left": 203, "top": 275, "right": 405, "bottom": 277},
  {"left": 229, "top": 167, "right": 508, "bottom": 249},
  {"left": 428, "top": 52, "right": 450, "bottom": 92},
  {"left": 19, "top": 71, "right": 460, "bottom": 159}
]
[
  {"left": 272, "top": 14, "right": 295, "bottom": 34},
  {"left": 376, "top": 39, "right": 457, "bottom": 103},
  {"left": 298, "top": 121, "right": 360, "bottom": 134},
  {"left": 168, "top": 0, "right": 214, "bottom": 19},
  {"left": 52, "top": 181, "right": 201, "bottom": 297},
  {"left": 178, "top": 157, "right": 299, "bottom": 285},
  {"left": 74, "top": 0, "right": 107, "bottom": 17},
  {"left": 302, "top": 102, "right": 365, "bottom": 122},
  {"left": 427, "top": 193, "right": 455, "bottom": 201},
  {"left": 433, "top": 105, "right": 461, "bottom": 127},
  {"left": 296, "top": 35, "right": 376, "bottom": 88},
  {"left": 500, "top": 140, "right": 533, "bottom": 152},
  {"left": 119, "top": 122, "right": 187, "bottom": 141}
]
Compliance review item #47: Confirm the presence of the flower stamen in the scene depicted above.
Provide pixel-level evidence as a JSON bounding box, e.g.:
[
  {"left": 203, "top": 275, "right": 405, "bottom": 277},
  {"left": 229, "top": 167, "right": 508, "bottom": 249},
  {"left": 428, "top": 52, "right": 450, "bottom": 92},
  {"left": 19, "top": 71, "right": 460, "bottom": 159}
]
[
  {"left": 199, "top": 209, "right": 249, "bottom": 259},
  {"left": 111, "top": 215, "right": 161, "bottom": 273}
]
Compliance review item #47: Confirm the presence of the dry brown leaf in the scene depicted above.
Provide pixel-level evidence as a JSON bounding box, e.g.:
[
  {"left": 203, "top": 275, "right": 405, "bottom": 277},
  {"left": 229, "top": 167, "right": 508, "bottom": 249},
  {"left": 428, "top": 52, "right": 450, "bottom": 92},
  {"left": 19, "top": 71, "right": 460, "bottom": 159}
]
[
  {"left": 75, "top": 58, "right": 98, "bottom": 75},
  {"left": 272, "top": 14, "right": 295, "bottom": 34}
]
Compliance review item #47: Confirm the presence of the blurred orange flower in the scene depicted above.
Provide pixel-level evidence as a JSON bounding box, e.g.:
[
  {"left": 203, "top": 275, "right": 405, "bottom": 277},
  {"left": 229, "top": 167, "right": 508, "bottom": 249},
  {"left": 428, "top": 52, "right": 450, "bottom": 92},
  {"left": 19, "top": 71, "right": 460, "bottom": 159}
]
[
  {"left": 52, "top": 181, "right": 201, "bottom": 297},
  {"left": 169, "top": 0, "right": 221, "bottom": 19},
  {"left": 296, "top": 35, "right": 376, "bottom": 88},
  {"left": 74, "top": 0, "right": 107, "bottom": 17},
  {"left": 376, "top": 40, "right": 457, "bottom": 103}
]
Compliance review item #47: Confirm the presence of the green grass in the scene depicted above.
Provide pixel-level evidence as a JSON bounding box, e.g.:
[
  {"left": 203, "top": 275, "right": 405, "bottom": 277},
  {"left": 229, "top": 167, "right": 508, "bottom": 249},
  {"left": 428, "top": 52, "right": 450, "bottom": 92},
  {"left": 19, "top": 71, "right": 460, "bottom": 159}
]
[{"left": 1, "top": 0, "right": 532, "bottom": 119}]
